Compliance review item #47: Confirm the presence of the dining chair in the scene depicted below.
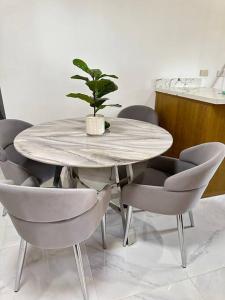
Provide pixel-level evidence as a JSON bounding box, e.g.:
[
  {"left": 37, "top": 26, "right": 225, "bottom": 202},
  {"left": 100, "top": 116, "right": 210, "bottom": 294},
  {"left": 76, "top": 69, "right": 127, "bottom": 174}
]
[
  {"left": 121, "top": 142, "right": 225, "bottom": 268},
  {"left": 0, "top": 119, "right": 61, "bottom": 187},
  {"left": 117, "top": 105, "right": 194, "bottom": 234},
  {"left": 0, "top": 181, "right": 111, "bottom": 300},
  {"left": 116, "top": 105, "right": 159, "bottom": 186},
  {"left": 117, "top": 105, "right": 159, "bottom": 125},
  {"left": 0, "top": 146, "right": 41, "bottom": 216}
]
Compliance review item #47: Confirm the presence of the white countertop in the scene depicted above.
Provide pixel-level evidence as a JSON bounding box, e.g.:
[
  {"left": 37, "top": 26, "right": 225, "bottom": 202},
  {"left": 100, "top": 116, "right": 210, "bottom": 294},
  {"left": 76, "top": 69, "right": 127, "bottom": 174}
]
[{"left": 155, "top": 87, "right": 225, "bottom": 105}]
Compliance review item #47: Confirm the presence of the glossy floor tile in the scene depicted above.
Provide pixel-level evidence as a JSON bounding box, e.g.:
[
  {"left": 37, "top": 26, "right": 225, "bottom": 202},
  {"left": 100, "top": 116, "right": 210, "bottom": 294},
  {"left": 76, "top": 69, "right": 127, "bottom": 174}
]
[
  {"left": 1, "top": 194, "right": 225, "bottom": 300},
  {"left": 191, "top": 267, "right": 225, "bottom": 300},
  {"left": 123, "top": 279, "right": 203, "bottom": 300}
]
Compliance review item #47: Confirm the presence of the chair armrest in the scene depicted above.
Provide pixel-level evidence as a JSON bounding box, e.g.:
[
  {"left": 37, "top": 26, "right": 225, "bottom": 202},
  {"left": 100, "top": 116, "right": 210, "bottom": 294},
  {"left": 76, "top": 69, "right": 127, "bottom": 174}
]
[{"left": 122, "top": 182, "right": 204, "bottom": 215}]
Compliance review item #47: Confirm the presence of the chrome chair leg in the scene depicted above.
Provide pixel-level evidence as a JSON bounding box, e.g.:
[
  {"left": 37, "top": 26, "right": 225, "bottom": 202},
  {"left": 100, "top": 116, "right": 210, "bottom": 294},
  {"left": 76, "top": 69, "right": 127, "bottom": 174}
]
[
  {"left": 2, "top": 207, "right": 7, "bottom": 217},
  {"left": 177, "top": 214, "right": 186, "bottom": 268},
  {"left": 14, "top": 238, "right": 27, "bottom": 292},
  {"left": 73, "top": 244, "right": 88, "bottom": 300},
  {"left": 123, "top": 206, "right": 133, "bottom": 247},
  {"left": 101, "top": 214, "right": 107, "bottom": 249},
  {"left": 189, "top": 210, "right": 195, "bottom": 227}
]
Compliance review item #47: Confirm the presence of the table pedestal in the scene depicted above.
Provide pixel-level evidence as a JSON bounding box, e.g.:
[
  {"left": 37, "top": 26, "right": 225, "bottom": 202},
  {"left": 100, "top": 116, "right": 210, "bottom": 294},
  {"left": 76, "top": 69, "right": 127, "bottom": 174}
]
[{"left": 61, "top": 163, "right": 147, "bottom": 245}]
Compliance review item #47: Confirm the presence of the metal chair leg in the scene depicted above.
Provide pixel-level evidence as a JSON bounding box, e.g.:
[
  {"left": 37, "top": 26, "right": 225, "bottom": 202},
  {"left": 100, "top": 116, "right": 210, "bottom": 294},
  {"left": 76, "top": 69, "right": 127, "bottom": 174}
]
[
  {"left": 73, "top": 244, "right": 88, "bottom": 300},
  {"left": 189, "top": 210, "right": 195, "bottom": 227},
  {"left": 177, "top": 214, "right": 186, "bottom": 268},
  {"left": 14, "top": 238, "right": 27, "bottom": 292},
  {"left": 123, "top": 206, "right": 133, "bottom": 247},
  {"left": 2, "top": 207, "right": 7, "bottom": 217},
  {"left": 101, "top": 214, "right": 107, "bottom": 249}
]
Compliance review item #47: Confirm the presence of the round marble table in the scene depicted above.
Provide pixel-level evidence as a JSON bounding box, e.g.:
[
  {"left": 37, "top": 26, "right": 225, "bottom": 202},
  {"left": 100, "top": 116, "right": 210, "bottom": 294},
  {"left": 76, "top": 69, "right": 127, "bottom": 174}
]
[
  {"left": 14, "top": 117, "right": 173, "bottom": 168},
  {"left": 14, "top": 117, "right": 173, "bottom": 245}
]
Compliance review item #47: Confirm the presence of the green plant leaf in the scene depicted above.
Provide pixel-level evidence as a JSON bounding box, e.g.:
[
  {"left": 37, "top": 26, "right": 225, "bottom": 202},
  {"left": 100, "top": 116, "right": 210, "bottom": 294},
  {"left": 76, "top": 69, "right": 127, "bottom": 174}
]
[
  {"left": 100, "top": 74, "right": 118, "bottom": 79},
  {"left": 73, "top": 59, "right": 90, "bottom": 74},
  {"left": 68, "top": 59, "right": 119, "bottom": 112},
  {"left": 95, "top": 98, "right": 108, "bottom": 107},
  {"left": 85, "top": 80, "right": 98, "bottom": 93},
  {"left": 95, "top": 103, "right": 121, "bottom": 113},
  {"left": 66, "top": 93, "right": 94, "bottom": 105},
  {"left": 89, "top": 69, "right": 102, "bottom": 80},
  {"left": 90, "top": 98, "right": 108, "bottom": 108},
  {"left": 71, "top": 75, "right": 89, "bottom": 82},
  {"left": 86, "top": 79, "right": 118, "bottom": 98},
  {"left": 97, "top": 80, "right": 118, "bottom": 98},
  {"left": 103, "top": 104, "right": 122, "bottom": 108}
]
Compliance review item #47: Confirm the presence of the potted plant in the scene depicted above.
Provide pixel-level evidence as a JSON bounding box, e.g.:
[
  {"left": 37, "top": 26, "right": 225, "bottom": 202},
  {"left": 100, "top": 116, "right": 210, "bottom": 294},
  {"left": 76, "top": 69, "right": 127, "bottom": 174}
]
[{"left": 67, "top": 58, "right": 121, "bottom": 135}]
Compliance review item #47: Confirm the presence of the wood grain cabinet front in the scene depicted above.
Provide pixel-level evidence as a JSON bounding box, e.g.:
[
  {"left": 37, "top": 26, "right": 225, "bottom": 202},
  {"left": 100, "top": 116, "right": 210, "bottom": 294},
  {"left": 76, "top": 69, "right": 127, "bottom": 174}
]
[{"left": 155, "top": 92, "right": 225, "bottom": 197}]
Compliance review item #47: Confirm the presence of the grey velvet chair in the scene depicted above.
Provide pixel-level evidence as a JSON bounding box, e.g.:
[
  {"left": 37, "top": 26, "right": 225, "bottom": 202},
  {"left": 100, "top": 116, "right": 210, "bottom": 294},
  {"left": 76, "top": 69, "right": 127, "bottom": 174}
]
[
  {"left": 0, "top": 119, "right": 58, "bottom": 187},
  {"left": 0, "top": 146, "right": 42, "bottom": 216},
  {"left": 0, "top": 180, "right": 111, "bottom": 300},
  {"left": 117, "top": 105, "right": 159, "bottom": 183},
  {"left": 122, "top": 142, "right": 225, "bottom": 268},
  {"left": 118, "top": 105, "right": 159, "bottom": 125}
]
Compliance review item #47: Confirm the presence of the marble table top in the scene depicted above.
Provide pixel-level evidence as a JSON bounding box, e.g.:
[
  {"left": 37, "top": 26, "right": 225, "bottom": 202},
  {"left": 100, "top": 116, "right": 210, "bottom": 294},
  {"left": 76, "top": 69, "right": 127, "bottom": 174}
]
[
  {"left": 14, "top": 118, "right": 173, "bottom": 168},
  {"left": 156, "top": 87, "right": 225, "bottom": 104}
]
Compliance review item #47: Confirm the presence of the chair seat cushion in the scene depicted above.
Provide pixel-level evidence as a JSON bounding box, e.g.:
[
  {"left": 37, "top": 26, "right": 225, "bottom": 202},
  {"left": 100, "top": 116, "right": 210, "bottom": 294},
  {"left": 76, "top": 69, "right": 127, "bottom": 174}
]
[
  {"left": 22, "top": 160, "right": 56, "bottom": 184},
  {"left": 134, "top": 167, "right": 170, "bottom": 187},
  {"left": 148, "top": 156, "right": 196, "bottom": 175},
  {"left": 5, "top": 144, "right": 55, "bottom": 184},
  {"left": 134, "top": 156, "right": 196, "bottom": 187},
  {"left": 119, "top": 156, "right": 196, "bottom": 188}
]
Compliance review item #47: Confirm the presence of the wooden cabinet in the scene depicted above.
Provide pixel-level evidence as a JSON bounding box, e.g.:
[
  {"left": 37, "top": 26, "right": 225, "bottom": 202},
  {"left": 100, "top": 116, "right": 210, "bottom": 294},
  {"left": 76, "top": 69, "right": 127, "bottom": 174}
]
[{"left": 155, "top": 91, "right": 225, "bottom": 197}]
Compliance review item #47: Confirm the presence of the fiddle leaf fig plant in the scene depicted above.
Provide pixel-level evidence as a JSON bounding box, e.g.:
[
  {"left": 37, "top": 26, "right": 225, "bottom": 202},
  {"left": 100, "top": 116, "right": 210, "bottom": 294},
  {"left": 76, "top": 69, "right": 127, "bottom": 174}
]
[{"left": 67, "top": 59, "right": 121, "bottom": 122}]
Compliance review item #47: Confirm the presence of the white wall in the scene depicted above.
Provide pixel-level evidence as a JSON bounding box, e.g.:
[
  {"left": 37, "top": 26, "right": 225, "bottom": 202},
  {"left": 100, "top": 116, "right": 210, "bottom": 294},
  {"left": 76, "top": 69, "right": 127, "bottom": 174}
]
[{"left": 0, "top": 0, "right": 225, "bottom": 124}]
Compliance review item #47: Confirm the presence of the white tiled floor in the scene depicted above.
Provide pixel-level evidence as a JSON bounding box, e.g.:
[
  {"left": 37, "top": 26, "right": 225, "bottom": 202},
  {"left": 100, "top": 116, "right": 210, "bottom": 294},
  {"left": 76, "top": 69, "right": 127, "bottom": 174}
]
[{"left": 1, "top": 195, "right": 225, "bottom": 300}]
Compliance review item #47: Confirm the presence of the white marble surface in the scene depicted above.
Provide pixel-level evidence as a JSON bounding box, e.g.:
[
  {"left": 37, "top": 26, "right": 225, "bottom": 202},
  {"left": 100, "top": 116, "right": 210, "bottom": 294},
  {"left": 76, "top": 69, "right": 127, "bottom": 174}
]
[
  {"left": 1, "top": 193, "right": 225, "bottom": 300},
  {"left": 155, "top": 78, "right": 202, "bottom": 89},
  {"left": 155, "top": 87, "right": 225, "bottom": 105},
  {"left": 124, "top": 280, "right": 203, "bottom": 299},
  {"left": 14, "top": 118, "right": 173, "bottom": 168}
]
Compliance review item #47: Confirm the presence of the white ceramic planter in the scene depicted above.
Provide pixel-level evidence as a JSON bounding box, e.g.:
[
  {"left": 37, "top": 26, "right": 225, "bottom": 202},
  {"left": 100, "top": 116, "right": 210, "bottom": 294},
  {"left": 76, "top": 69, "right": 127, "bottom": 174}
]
[{"left": 86, "top": 114, "right": 105, "bottom": 135}]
